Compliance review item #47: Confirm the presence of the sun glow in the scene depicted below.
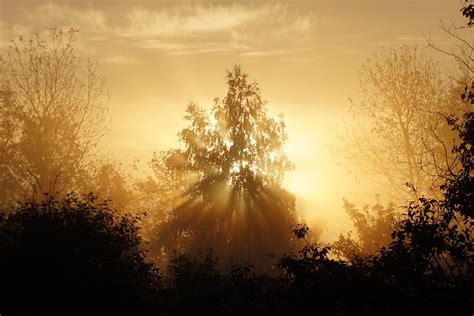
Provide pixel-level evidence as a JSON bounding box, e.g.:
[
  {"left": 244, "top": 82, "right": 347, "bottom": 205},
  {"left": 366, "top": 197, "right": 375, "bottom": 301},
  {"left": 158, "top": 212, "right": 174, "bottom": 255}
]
[{"left": 284, "top": 170, "right": 314, "bottom": 197}]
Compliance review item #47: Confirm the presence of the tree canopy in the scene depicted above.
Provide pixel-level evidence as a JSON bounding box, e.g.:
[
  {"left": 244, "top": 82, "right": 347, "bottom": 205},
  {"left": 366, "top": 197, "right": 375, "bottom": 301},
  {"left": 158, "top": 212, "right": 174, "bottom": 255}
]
[
  {"left": 338, "top": 46, "right": 468, "bottom": 201},
  {"left": 149, "top": 65, "right": 298, "bottom": 268},
  {"left": 0, "top": 28, "right": 108, "bottom": 207}
]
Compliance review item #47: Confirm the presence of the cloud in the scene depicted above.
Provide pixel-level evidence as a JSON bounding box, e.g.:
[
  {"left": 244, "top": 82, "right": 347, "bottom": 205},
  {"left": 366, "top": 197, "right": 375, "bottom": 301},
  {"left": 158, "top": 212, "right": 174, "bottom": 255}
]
[
  {"left": 122, "top": 4, "right": 258, "bottom": 37},
  {"left": 117, "top": 3, "right": 313, "bottom": 55},
  {"left": 28, "top": 2, "right": 110, "bottom": 34},
  {"left": 0, "top": 2, "right": 313, "bottom": 57}
]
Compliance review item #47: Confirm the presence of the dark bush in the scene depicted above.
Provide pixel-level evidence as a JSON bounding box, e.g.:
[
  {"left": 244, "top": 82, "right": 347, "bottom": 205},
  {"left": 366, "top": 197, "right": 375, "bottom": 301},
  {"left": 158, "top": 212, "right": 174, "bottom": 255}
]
[{"left": 0, "top": 194, "right": 161, "bottom": 316}]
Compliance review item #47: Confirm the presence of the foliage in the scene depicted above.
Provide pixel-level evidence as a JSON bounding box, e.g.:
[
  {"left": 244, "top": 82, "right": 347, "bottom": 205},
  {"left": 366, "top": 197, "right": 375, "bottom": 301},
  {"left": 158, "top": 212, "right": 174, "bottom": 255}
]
[
  {"left": 86, "top": 160, "right": 136, "bottom": 210},
  {"left": 162, "top": 251, "right": 284, "bottom": 315},
  {"left": 148, "top": 65, "right": 298, "bottom": 268},
  {"left": 0, "top": 194, "right": 161, "bottom": 315},
  {"left": 462, "top": 0, "right": 474, "bottom": 26},
  {"left": 0, "top": 28, "right": 108, "bottom": 206},
  {"left": 2, "top": 196, "right": 466, "bottom": 316},
  {"left": 332, "top": 200, "right": 396, "bottom": 260},
  {"left": 134, "top": 150, "right": 189, "bottom": 241},
  {"left": 277, "top": 221, "right": 470, "bottom": 315},
  {"left": 374, "top": 197, "right": 472, "bottom": 283},
  {"left": 339, "top": 46, "right": 464, "bottom": 200},
  {"left": 441, "top": 111, "right": 474, "bottom": 218}
]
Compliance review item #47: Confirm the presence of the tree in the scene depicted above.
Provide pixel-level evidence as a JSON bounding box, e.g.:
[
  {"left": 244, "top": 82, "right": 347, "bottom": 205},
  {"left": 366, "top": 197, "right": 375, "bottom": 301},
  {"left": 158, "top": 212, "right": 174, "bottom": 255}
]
[
  {"left": 426, "top": 14, "right": 473, "bottom": 108},
  {"left": 0, "top": 194, "right": 161, "bottom": 315},
  {"left": 339, "top": 46, "right": 463, "bottom": 201},
  {"left": 358, "top": 109, "right": 473, "bottom": 311},
  {"left": 332, "top": 200, "right": 396, "bottom": 260},
  {"left": 424, "top": 1, "right": 474, "bottom": 216},
  {"left": 441, "top": 111, "right": 474, "bottom": 218},
  {"left": 369, "top": 118, "right": 473, "bottom": 290},
  {"left": 0, "top": 28, "right": 108, "bottom": 207},
  {"left": 87, "top": 160, "right": 135, "bottom": 209},
  {"left": 149, "top": 65, "right": 298, "bottom": 268}
]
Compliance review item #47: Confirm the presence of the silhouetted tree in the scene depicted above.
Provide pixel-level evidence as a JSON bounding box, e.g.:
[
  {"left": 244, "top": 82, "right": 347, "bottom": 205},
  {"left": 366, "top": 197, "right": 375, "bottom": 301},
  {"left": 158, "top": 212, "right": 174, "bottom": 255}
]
[
  {"left": 85, "top": 160, "right": 136, "bottom": 210},
  {"left": 0, "top": 194, "right": 161, "bottom": 315},
  {"left": 424, "top": 1, "right": 473, "bottom": 216},
  {"left": 278, "top": 225, "right": 400, "bottom": 315},
  {"left": 332, "top": 200, "right": 396, "bottom": 260},
  {"left": 375, "top": 197, "right": 471, "bottom": 280},
  {"left": 149, "top": 65, "right": 298, "bottom": 269},
  {"left": 441, "top": 111, "right": 474, "bottom": 218},
  {"left": 0, "top": 28, "right": 108, "bottom": 207},
  {"left": 359, "top": 111, "right": 473, "bottom": 314}
]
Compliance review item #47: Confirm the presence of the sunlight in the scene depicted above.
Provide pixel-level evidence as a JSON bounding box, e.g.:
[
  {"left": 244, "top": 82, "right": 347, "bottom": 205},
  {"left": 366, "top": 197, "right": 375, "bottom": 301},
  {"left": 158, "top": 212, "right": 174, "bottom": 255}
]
[
  {"left": 283, "top": 130, "right": 316, "bottom": 197},
  {"left": 284, "top": 170, "right": 314, "bottom": 197},
  {"left": 1, "top": 1, "right": 471, "bottom": 313},
  {"left": 268, "top": 151, "right": 277, "bottom": 162},
  {"left": 230, "top": 161, "right": 241, "bottom": 174}
]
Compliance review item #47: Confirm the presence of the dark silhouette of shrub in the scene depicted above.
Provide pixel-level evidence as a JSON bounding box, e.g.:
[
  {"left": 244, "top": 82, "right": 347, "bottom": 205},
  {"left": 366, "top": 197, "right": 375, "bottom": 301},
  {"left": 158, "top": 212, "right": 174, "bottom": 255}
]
[
  {"left": 442, "top": 111, "right": 474, "bottom": 218},
  {"left": 162, "top": 251, "right": 279, "bottom": 315},
  {"left": 0, "top": 194, "right": 161, "bottom": 316}
]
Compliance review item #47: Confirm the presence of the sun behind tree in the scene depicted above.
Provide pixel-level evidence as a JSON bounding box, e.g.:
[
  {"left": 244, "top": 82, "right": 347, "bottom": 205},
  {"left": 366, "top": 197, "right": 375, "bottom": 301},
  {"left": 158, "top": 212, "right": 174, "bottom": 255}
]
[{"left": 149, "top": 65, "right": 299, "bottom": 269}]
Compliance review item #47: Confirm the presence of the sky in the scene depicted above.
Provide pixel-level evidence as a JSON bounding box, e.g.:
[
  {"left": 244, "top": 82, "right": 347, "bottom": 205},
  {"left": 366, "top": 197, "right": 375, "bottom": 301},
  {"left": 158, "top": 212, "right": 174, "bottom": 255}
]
[{"left": 0, "top": 0, "right": 466, "bottom": 239}]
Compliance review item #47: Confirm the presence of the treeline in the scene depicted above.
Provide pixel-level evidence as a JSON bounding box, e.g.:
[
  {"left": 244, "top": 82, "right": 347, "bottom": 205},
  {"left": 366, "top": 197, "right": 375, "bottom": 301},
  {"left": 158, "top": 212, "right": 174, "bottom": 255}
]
[{"left": 0, "top": 115, "right": 472, "bottom": 313}]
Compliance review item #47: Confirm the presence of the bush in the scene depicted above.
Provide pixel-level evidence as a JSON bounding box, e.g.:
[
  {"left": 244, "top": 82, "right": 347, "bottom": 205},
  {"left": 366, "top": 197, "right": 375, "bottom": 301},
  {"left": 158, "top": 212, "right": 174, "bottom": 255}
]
[{"left": 0, "top": 194, "right": 161, "bottom": 316}]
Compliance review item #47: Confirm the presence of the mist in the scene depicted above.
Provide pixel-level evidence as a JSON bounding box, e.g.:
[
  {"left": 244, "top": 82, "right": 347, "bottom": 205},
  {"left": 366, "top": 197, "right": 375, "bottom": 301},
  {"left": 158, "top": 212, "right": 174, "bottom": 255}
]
[{"left": 0, "top": 0, "right": 472, "bottom": 315}]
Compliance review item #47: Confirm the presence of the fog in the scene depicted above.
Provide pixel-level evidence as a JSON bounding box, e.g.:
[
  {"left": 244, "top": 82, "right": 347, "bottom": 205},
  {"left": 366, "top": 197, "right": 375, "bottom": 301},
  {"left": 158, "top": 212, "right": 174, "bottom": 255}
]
[{"left": 0, "top": 1, "right": 472, "bottom": 314}]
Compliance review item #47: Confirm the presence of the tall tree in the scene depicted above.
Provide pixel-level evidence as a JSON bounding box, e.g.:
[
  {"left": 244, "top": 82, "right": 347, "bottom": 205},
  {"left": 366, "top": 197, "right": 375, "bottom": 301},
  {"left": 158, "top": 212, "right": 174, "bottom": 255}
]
[
  {"left": 148, "top": 65, "right": 298, "bottom": 268},
  {"left": 0, "top": 28, "right": 108, "bottom": 206},
  {"left": 339, "top": 46, "right": 463, "bottom": 200}
]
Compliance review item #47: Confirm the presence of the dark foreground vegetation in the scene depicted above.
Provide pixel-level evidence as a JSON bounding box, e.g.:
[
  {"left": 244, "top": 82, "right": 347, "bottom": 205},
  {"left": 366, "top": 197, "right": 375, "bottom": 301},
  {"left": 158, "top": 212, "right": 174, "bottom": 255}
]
[{"left": 0, "top": 111, "right": 472, "bottom": 315}]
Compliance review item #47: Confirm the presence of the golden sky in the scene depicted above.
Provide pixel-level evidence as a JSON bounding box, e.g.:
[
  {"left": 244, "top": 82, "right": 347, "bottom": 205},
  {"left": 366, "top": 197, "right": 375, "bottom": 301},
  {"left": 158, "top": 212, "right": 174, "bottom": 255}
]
[{"left": 0, "top": 0, "right": 465, "bottom": 239}]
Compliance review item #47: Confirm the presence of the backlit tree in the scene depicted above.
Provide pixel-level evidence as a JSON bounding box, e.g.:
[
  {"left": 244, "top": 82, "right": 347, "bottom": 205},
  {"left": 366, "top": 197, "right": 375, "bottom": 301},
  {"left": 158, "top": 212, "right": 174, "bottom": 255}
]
[
  {"left": 0, "top": 28, "right": 108, "bottom": 207},
  {"left": 149, "top": 65, "right": 298, "bottom": 268}
]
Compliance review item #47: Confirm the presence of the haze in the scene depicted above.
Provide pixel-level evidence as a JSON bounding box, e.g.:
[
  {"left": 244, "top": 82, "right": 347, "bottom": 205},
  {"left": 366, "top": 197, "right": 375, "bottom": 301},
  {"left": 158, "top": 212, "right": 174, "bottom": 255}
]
[{"left": 0, "top": 0, "right": 465, "bottom": 239}]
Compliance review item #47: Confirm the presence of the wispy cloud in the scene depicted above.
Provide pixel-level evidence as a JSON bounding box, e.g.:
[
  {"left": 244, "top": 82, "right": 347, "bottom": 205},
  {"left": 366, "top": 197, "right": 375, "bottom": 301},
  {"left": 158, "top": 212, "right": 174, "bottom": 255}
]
[
  {"left": 122, "top": 4, "right": 258, "bottom": 37},
  {"left": 27, "top": 2, "right": 110, "bottom": 34},
  {"left": 117, "top": 3, "right": 312, "bottom": 55},
  {"left": 0, "top": 2, "right": 313, "bottom": 57}
]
